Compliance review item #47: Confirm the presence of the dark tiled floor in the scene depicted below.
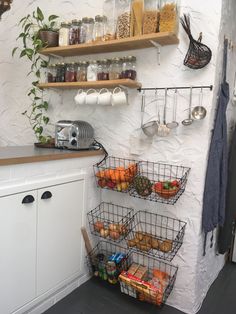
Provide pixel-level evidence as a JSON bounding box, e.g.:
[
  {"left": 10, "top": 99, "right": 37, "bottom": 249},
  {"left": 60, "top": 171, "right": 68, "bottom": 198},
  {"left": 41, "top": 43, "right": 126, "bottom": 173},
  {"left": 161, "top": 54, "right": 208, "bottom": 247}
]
[{"left": 44, "top": 263, "right": 236, "bottom": 314}]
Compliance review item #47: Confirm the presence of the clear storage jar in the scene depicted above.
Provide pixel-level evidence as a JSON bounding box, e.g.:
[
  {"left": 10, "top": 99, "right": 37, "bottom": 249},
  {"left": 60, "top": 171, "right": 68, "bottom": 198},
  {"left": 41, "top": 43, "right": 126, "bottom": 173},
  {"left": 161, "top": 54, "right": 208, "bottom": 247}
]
[
  {"left": 116, "top": 0, "right": 132, "bottom": 39},
  {"left": 65, "top": 63, "right": 77, "bottom": 82},
  {"left": 77, "top": 61, "right": 88, "bottom": 82},
  {"left": 93, "top": 15, "right": 105, "bottom": 42},
  {"left": 159, "top": 0, "right": 178, "bottom": 33},
  {"left": 97, "top": 59, "right": 109, "bottom": 80},
  {"left": 132, "top": 0, "right": 144, "bottom": 36},
  {"left": 87, "top": 60, "right": 98, "bottom": 81},
  {"left": 143, "top": 0, "right": 159, "bottom": 34},
  {"left": 121, "top": 56, "right": 137, "bottom": 80},
  {"left": 103, "top": 0, "right": 116, "bottom": 40},
  {"left": 69, "top": 19, "right": 81, "bottom": 45},
  {"left": 46, "top": 64, "right": 57, "bottom": 83},
  {"left": 56, "top": 63, "right": 66, "bottom": 82},
  {"left": 109, "top": 57, "right": 122, "bottom": 80},
  {"left": 59, "top": 22, "right": 70, "bottom": 46},
  {"left": 82, "top": 17, "right": 94, "bottom": 43}
]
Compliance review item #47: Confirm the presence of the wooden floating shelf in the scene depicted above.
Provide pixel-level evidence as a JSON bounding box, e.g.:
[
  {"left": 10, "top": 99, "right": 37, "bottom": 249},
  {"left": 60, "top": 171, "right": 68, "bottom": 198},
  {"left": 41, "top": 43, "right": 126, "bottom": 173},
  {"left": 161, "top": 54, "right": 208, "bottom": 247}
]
[
  {"left": 37, "top": 79, "right": 142, "bottom": 90},
  {"left": 40, "top": 32, "right": 179, "bottom": 57}
]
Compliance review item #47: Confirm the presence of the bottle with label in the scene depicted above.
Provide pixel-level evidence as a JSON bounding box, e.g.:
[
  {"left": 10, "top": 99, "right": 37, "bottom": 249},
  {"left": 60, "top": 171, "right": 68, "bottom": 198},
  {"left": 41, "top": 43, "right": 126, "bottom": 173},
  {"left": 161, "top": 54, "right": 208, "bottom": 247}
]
[{"left": 106, "top": 261, "right": 118, "bottom": 284}]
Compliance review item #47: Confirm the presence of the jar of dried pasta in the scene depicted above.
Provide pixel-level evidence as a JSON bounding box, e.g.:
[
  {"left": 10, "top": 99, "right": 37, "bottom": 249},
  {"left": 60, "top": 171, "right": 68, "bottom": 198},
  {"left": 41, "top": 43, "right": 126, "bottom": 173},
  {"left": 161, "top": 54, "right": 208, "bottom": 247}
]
[
  {"left": 159, "top": 0, "right": 178, "bottom": 33},
  {"left": 143, "top": 0, "right": 160, "bottom": 34}
]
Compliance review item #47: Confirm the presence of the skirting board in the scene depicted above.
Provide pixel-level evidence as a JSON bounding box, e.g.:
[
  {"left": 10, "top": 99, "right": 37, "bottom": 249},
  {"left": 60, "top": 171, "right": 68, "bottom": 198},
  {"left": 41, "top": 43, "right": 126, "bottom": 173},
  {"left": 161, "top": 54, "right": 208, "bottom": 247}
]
[{"left": 13, "top": 273, "right": 91, "bottom": 314}]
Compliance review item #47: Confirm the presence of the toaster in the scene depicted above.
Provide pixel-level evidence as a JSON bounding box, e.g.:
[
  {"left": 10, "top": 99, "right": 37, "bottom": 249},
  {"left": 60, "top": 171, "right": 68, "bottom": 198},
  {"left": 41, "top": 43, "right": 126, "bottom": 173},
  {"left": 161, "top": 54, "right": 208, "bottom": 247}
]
[{"left": 55, "top": 120, "right": 95, "bottom": 150}]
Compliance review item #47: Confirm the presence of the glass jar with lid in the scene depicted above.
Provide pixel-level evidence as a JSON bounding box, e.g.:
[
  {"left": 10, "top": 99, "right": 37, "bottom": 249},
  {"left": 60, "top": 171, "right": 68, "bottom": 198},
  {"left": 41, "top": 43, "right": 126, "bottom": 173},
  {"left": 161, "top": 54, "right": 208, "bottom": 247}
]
[
  {"left": 56, "top": 63, "right": 66, "bottom": 82},
  {"left": 59, "top": 22, "right": 70, "bottom": 46},
  {"left": 93, "top": 15, "right": 105, "bottom": 42},
  {"left": 77, "top": 61, "right": 88, "bottom": 82},
  {"left": 65, "top": 63, "right": 76, "bottom": 82},
  {"left": 143, "top": 0, "right": 159, "bottom": 34},
  {"left": 159, "top": 0, "right": 178, "bottom": 33},
  {"left": 109, "top": 57, "right": 121, "bottom": 80},
  {"left": 82, "top": 17, "right": 94, "bottom": 43},
  {"left": 121, "top": 56, "right": 137, "bottom": 80},
  {"left": 103, "top": 0, "right": 116, "bottom": 41},
  {"left": 87, "top": 60, "right": 98, "bottom": 81},
  {"left": 46, "top": 64, "right": 57, "bottom": 83},
  {"left": 69, "top": 19, "right": 81, "bottom": 45},
  {"left": 80, "top": 18, "right": 88, "bottom": 44},
  {"left": 97, "top": 59, "right": 109, "bottom": 80}
]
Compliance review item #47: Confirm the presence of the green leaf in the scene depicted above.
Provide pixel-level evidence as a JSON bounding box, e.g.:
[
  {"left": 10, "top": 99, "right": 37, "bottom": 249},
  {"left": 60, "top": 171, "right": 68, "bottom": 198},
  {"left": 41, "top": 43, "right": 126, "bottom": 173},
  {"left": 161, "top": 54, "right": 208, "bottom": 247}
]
[
  {"left": 34, "top": 113, "right": 42, "bottom": 120},
  {"left": 35, "top": 69, "right": 41, "bottom": 78},
  {"left": 43, "top": 101, "right": 49, "bottom": 110},
  {"left": 24, "top": 23, "right": 32, "bottom": 33},
  {"left": 36, "top": 7, "right": 44, "bottom": 22},
  {"left": 43, "top": 116, "right": 49, "bottom": 124},
  {"left": 19, "top": 16, "right": 27, "bottom": 24},
  {"left": 48, "top": 14, "right": 59, "bottom": 21},
  {"left": 12, "top": 47, "right": 18, "bottom": 57},
  {"left": 32, "top": 80, "right": 39, "bottom": 86},
  {"left": 16, "top": 32, "right": 25, "bottom": 40},
  {"left": 20, "top": 50, "right": 27, "bottom": 58}
]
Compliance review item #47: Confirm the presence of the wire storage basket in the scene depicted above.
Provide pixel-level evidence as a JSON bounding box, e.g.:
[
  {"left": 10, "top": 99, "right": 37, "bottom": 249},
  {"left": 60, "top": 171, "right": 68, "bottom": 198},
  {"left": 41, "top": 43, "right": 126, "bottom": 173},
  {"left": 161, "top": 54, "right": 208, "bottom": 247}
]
[
  {"left": 87, "top": 202, "right": 134, "bottom": 243},
  {"left": 86, "top": 241, "right": 129, "bottom": 284},
  {"left": 130, "top": 160, "right": 191, "bottom": 205},
  {"left": 126, "top": 211, "right": 186, "bottom": 262},
  {"left": 94, "top": 156, "right": 139, "bottom": 193},
  {"left": 119, "top": 250, "right": 178, "bottom": 307}
]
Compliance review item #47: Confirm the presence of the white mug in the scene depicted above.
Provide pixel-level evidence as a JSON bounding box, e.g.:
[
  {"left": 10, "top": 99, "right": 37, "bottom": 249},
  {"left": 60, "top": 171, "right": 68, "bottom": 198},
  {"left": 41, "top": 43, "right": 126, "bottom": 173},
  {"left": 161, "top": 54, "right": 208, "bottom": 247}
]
[
  {"left": 112, "top": 87, "right": 127, "bottom": 106},
  {"left": 98, "top": 88, "right": 112, "bottom": 106},
  {"left": 74, "top": 89, "right": 86, "bottom": 106},
  {"left": 86, "top": 89, "right": 99, "bottom": 106}
]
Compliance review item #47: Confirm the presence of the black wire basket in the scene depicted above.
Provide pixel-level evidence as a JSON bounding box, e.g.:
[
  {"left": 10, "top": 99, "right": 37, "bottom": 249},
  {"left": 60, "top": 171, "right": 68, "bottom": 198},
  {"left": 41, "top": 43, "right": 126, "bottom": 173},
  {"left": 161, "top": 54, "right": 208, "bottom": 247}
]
[
  {"left": 87, "top": 202, "right": 134, "bottom": 243},
  {"left": 94, "top": 157, "right": 190, "bottom": 205},
  {"left": 94, "top": 156, "right": 139, "bottom": 193},
  {"left": 130, "top": 160, "right": 190, "bottom": 205},
  {"left": 119, "top": 250, "right": 178, "bottom": 307},
  {"left": 126, "top": 211, "right": 186, "bottom": 262},
  {"left": 86, "top": 241, "right": 129, "bottom": 284}
]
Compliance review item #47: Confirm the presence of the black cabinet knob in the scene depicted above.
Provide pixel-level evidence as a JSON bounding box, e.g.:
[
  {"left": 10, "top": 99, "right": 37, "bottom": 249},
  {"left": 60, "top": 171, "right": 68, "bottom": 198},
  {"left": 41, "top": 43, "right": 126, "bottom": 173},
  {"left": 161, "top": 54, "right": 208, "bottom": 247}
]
[
  {"left": 71, "top": 132, "right": 77, "bottom": 137},
  {"left": 41, "top": 191, "right": 52, "bottom": 200},
  {"left": 71, "top": 139, "right": 77, "bottom": 146},
  {"left": 22, "top": 195, "right": 35, "bottom": 204}
]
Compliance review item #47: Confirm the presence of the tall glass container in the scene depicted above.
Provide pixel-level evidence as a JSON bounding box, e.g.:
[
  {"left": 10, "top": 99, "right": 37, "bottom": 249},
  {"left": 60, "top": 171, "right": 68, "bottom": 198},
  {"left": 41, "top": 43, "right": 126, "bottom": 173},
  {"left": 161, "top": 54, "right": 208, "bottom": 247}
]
[
  {"left": 143, "top": 0, "right": 159, "bottom": 34},
  {"left": 132, "top": 0, "right": 144, "bottom": 36},
  {"left": 109, "top": 57, "right": 122, "bottom": 80},
  {"left": 85, "top": 18, "right": 95, "bottom": 43},
  {"left": 59, "top": 22, "right": 70, "bottom": 46},
  {"left": 159, "top": 0, "right": 178, "bottom": 33},
  {"left": 69, "top": 19, "right": 81, "bottom": 45},
  {"left": 103, "top": 0, "right": 116, "bottom": 40},
  {"left": 93, "top": 15, "right": 105, "bottom": 42},
  {"left": 116, "top": 0, "right": 132, "bottom": 39}
]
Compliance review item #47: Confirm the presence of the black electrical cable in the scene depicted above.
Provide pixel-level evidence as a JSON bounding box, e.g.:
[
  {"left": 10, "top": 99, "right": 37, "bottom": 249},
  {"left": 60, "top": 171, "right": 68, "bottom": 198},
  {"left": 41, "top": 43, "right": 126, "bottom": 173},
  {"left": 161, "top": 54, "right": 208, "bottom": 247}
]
[{"left": 93, "top": 139, "right": 108, "bottom": 166}]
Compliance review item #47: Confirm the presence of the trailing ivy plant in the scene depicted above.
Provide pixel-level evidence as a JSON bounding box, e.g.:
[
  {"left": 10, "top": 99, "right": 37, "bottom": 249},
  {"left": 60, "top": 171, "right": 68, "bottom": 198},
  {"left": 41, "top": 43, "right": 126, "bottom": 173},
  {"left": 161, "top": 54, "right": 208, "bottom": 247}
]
[{"left": 12, "top": 7, "right": 59, "bottom": 143}]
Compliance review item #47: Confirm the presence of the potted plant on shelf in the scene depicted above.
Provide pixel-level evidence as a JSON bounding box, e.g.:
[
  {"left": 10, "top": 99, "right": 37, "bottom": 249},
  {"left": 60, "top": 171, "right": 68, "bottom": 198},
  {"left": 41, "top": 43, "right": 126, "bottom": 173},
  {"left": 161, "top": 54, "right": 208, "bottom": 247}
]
[{"left": 12, "top": 7, "right": 59, "bottom": 145}]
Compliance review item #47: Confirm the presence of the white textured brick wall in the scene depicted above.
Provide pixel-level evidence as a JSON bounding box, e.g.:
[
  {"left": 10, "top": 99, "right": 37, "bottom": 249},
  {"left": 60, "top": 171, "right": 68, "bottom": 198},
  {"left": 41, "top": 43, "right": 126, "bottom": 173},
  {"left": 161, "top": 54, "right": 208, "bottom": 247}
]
[{"left": 1, "top": 0, "right": 236, "bottom": 313}]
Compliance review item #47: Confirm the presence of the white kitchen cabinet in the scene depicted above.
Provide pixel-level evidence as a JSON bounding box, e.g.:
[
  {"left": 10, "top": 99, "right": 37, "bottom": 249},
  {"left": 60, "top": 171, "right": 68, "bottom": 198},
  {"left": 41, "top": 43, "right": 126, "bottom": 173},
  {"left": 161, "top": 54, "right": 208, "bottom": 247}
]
[
  {"left": 37, "top": 179, "right": 85, "bottom": 296},
  {"left": 0, "top": 191, "right": 37, "bottom": 314}
]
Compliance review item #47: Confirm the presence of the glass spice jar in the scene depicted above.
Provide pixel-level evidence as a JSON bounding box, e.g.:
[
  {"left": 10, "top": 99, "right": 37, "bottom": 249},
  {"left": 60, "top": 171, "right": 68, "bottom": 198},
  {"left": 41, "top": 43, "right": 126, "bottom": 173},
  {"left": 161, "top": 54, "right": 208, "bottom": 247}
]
[
  {"left": 97, "top": 59, "right": 109, "bottom": 80},
  {"left": 65, "top": 62, "right": 77, "bottom": 82},
  {"left": 82, "top": 17, "right": 94, "bottom": 43},
  {"left": 93, "top": 15, "right": 105, "bottom": 42},
  {"left": 47, "top": 64, "right": 57, "bottom": 83},
  {"left": 80, "top": 18, "right": 88, "bottom": 44},
  {"left": 56, "top": 63, "right": 66, "bottom": 82},
  {"left": 121, "top": 56, "right": 137, "bottom": 80},
  {"left": 109, "top": 57, "right": 122, "bottom": 80},
  {"left": 69, "top": 19, "right": 81, "bottom": 45},
  {"left": 87, "top": 60, "right": 98, "bottom": 81},
  {"left": 59, "top": 22, "right": 70, "bottom": 46},
  {"left": 77, "top": 61, "right": 88, "bottom": 82}
]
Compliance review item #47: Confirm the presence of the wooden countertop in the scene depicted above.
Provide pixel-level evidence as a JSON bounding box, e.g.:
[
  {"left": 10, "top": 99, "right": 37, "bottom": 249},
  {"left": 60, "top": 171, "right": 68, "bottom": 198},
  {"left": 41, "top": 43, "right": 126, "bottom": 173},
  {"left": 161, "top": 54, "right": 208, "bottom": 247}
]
[{"left": 0, "top": 146, "right": 104, "bottom": 166}]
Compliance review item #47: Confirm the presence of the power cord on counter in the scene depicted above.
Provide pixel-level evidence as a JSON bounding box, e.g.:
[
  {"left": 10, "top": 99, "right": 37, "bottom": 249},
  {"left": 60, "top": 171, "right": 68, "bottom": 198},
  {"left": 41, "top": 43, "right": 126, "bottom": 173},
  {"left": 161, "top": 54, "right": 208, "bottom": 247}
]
[{"left": 93, "top": 139, "right": 108, "bottom": 166}]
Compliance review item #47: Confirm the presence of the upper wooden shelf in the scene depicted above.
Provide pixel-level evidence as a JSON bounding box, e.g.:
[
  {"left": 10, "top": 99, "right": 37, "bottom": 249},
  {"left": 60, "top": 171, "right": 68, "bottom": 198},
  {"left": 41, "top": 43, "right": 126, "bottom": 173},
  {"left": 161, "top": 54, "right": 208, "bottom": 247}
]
[
  {"left": 40, "top": 32, "right": 179, "bottom": 57},
  {"left": 37, "top": 79, "right": 141, "bottom": 90}
]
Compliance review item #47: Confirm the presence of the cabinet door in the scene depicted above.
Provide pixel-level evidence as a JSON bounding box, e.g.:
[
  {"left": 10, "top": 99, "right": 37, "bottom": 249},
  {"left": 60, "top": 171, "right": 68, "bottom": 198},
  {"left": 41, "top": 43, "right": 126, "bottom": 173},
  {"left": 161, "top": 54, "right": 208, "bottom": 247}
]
[
  {"left": 0, "top": 192, "right": 37, "bottom": 314},
  {"left": 37, "top": 180, "right": 85, "bottom": 295}
]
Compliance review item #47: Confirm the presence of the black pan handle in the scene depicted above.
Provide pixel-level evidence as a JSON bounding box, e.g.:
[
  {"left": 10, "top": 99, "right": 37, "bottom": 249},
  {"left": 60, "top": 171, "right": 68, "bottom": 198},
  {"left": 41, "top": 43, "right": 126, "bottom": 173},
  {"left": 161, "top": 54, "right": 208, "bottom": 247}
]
[
  {"left": 41, "top": 191, "right": 52, "bottom": 200},
  {"left": 22, "top": 195, "right": 35, "bottom": 204}
]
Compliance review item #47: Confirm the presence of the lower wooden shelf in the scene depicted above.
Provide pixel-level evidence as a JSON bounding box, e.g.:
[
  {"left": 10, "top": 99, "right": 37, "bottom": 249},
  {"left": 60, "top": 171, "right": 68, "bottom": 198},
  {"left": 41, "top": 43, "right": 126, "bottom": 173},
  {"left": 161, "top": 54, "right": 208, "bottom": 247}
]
[{"left": 37, "top": 79, "right": 142, "bottom": 90}]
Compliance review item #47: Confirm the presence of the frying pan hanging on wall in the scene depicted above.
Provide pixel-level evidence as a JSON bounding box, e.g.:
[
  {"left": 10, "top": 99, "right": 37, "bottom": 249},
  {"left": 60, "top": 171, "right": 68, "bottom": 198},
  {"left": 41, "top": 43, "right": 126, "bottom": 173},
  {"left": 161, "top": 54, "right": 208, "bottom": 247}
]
[{"left": 180, "top": 14, "right": 212, "bottom": 70}]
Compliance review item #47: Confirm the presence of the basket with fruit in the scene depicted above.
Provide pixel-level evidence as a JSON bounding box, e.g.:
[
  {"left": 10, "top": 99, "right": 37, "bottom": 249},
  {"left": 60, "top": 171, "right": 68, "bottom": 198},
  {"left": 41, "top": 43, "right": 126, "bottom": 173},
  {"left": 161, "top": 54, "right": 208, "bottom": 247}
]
[{"left": 153, "top": 180, "right": 180, "bottom": 199}]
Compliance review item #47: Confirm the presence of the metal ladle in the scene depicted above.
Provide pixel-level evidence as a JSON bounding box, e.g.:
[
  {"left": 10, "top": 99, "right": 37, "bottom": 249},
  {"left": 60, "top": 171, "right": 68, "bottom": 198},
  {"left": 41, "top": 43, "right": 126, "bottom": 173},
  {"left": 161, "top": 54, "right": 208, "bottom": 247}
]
[
  {"left": 192, "top": 88, "right": 207, "bottom": 120},
  {"left": 182, "top": 87, "right": 194, "bottom": 126},
  {"left": 167, "top": 89, "right": 179, "bottom": 129},
  {"left": 158, "top": 88, "right": 170, "bottom": 137}
]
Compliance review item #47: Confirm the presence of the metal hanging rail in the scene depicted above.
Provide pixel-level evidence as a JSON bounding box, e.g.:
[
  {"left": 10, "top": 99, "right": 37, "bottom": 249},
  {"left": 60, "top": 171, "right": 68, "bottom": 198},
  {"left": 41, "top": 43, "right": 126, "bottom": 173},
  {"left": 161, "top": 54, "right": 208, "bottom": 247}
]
[{"left": 137, "top": 85, "right": 213, "bottom": 92}]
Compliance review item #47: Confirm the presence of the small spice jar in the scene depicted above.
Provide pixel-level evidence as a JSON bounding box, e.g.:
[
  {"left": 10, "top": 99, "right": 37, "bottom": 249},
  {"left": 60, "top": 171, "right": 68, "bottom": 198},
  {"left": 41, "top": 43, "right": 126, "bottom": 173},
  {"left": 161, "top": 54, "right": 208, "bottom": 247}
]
[
  {"left": 59, "top": 22, "right": 70, "bottom": 46},
  {"left": 65, "top": 62, "right": 77, "bottom": 82},
  {"left": 82, "top": 17, "right": 94, "bottom": 43},
  {"left": 97, "top": 59, "right": 109, "bottom": 80},
  {"left": 87, "top": 60, "right": 98, "bottom": 81},
  {"left": 121, "top": 56, "right": 137, "bottom": 80},
  {"left": 93, "top": 15, "right": 105, "bottom": 42},
  {"left": 109, "top": 57, "right": 121, "bottom": 80},
  {"left": 47, "top": 64, "right": 57, "bottom": 83},
  {"left": 69, "top": 19, "right": 81, "bottom": 45},
  {"left": 77, "top": 61, "right": 88, "bottom": 82},
  {"left": 56, "top": 63, "right": 66, "bottom": 82},
  {"left": 80, "top": 18, "right": 88, "bottom": 44}
]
